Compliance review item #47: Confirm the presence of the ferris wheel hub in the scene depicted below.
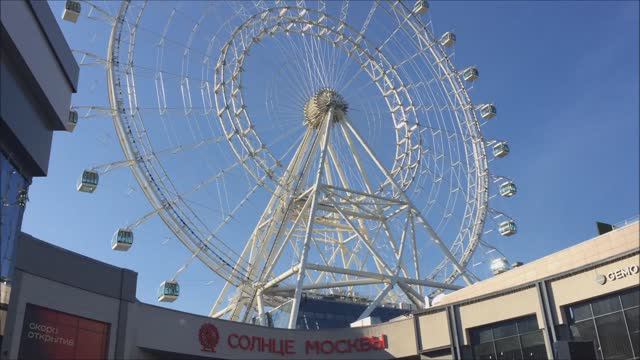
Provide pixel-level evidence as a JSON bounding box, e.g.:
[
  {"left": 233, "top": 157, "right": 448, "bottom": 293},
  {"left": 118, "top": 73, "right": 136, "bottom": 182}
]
[{"left": 303, "top": 88, "right": 348, "bottom": 128}]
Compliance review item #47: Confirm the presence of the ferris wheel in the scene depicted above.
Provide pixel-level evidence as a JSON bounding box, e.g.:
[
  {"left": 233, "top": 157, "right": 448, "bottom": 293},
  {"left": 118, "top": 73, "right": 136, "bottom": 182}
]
[{"left": 66, "top": 0, "right": 517, "bottom": 328}]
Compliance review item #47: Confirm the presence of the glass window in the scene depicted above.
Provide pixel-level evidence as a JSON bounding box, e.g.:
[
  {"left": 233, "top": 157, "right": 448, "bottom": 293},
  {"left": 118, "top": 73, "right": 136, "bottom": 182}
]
[
  {"left": 520, "top": 332, "right": 546, "bottom": 360},
  {"left": 591, "top": 295, "right": 622, "bottom": 316},
  {"left": 470, "top": 315, "right": 546, "bottom": 360},
  {"left": 473, "top": 342, "right": 496, "bottom": 360},
  {"left": 569, "top": 319, "right": 597, "bottom": 342},
  {"left": 493, "top": 321, "right": 518, "bottom": 339},
  {"left": 625, "top": 307, "right": 639, "bottom": 334},
  {"left": 495, "top": 337, "right": 522, "bottom": 360},
  {"left": 566, "top": 288, "right": 639, "bottom": 360},
  {"left": 569, "top": 302, "right": 593, "bottom": 322},
  {"left": 620, "top": 288, "right": 639, "bottom": 309},
  {"left": 517, "top": 316, "right": 539, "bottom": 334},
  {"left": 568, "top": 320, "right": 602, "bottom": 359},
  {"left": 471, "top": 327, "right": 494, "bottom": 344},
  {"left": 596, "top": 313, "right": 633, "bottom": 360},
  {"left": 626, "top": 308, "right": 639, "bottom": 357}
]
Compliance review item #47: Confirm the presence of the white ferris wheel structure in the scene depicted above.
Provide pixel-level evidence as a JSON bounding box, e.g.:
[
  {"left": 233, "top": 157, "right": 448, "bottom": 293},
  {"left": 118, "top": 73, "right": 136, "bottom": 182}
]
[{"left": 66, "top": 0, "right": 517, "bottom": 328}]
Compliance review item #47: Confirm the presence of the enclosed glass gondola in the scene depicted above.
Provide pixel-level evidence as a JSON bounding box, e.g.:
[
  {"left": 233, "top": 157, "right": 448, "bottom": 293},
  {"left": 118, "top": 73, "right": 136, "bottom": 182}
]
[
  {"left": 62, "top": 0, "right": 81, "bottom": 23},
  {"left": 479, "top": 104, "right": 497, "bottom": 120},
  {"left": 492, "top": 142, "right": 510, "bottom": 158},
  {"left": 439, "top": 32, "right": 456, "bottom": 48},
  {"left": 490, "top": 257, "right": 509, "bottom": 275},
  {"left": 158, "top": 280, "right": 179, "bottom": 302},
  {"left": 498, "top": 220, "right": 517, "bottom": 236},
  {"left": 112, "top": 229, "right": 133, "bottom": 251},
  {"left": 462, "top": 66, "right": 479, "bottom": 82},
  {"left": 499, "top": 181, "right": 517, "bottom": 197},
  {"left": 413, "top": 0, "right": 429, "bottom": 15},
  {"left": 67, "top": 110, "right": 78, "bottom": 132},
  {"left": 77, "top": 170, "right": 99, "bottom": 193}
]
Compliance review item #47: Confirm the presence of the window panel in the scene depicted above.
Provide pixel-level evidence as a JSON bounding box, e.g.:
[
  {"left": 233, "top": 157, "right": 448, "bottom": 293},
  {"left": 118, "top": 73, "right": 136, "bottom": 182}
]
[
  {"left": 473, "top": 342, "right": 496, "bottom": 360},
  {"left": 626, "top": 307, "right": 640, "bottom": 334},
  {"left": 470, "top": 316, "right": 541, "bottom": 360},
  {"left": 493, "top": 321, "right": 518, "bottom": 339},
  {"left": 569, "top": 317, "right": 602, "bottom": 359},
  {"left": 591, "top": 295, "right": 622, "bottom": 316},
  {"left": 516, "top": 316, "right": 539, "bottom": 334},
  {"left": 595, "top": 312, "right": 633, "bottom": 360},
  {"left": 620, "top": 289, "right": 640, "bottom": 309},
  {"left": 624, "top": 308, "right": 639, "bottom": 357},
  {"left": 569, "top": 302, "right": 593, "bottom": 322},
  {"left": 495, "top": 336, "right": 523, "bottom": 360},
  {"left": 520, "top": 332, "right": 547, "bottom": 360},
  {"left": 471, "top": 327, "right": 494, "bottom": 344},
  {"left": 569, "top": 319, "right": 600, "bottom": 347}
]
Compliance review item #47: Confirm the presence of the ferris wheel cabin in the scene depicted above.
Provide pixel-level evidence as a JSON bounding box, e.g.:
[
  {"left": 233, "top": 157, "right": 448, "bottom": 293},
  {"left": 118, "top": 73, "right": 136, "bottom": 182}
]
[
  {"left": 498, "top": 220, "right": 517, "bottom": 237},
  {"left": 479, "top": 104, "right": 497, "bottom": 120},
  {"left": 77, "top": 170, "right": 99, "bottom": 193},
  {"left": 413, "top": 0, "right": 429, "bottom": 15},
  {"left": 62, "top": 1, "right": 81, "bottom": 23},
  {"left": 158, "top": 281, "right": 180, "bottom": 302},
  {"left": 112, "top": 229, "right": 133, "bottom": 251},
  {"left": 492, "top": 142, "right": 510, "bottom": 158},
  {"left": 499, "top": 181, "right": 517, "bottom": 197},
  {"left": 462, "top": 67, "right": 479, "bottom": 82},
  {"left": 490, "top": 257, "right": 509, "bottom": 275},
  {"left": 67, "top": 110, "right": 78, "bottom": 132},
  {"left": 439, "top": 32, "right": 456, "bottom": 48}
]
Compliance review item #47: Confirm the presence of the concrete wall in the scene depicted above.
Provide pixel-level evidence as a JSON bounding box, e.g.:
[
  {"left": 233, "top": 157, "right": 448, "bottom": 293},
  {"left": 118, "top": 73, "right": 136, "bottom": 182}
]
[
  {"left": 418, "top": 310, "right": 449, "bottom": 351},
  {"left": 457, "top": 286, "right": 544, "bottom": 345},
  {"left": 126, "top": 302, "right": 418, "bottom": 359}
]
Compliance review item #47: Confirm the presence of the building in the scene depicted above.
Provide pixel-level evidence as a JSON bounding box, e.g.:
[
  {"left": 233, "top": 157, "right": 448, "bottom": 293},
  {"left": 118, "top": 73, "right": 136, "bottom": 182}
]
[
  {"left": 416, "top": 218, "right": 639, "bottom": 360},
  {"left": 1, "top": 220, "right": 637, "bottom": 359},
  {"left": 294, "top": 295, "right": 411, "bottom": 330},
  {"left": 0, "top": 0, "right": 79, "bottom": 348}
]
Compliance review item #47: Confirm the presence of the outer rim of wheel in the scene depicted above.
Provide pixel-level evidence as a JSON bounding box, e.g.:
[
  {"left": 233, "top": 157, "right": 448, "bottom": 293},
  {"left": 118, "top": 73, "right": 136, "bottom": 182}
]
[{"left": 107, "top": 0, "right": 490, "bottom": 290}]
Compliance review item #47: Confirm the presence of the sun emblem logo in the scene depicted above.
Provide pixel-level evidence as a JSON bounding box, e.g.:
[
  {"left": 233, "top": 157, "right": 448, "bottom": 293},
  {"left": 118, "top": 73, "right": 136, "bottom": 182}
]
[{"left": 199, "top": 323, "right": 220, "bottom": 352}]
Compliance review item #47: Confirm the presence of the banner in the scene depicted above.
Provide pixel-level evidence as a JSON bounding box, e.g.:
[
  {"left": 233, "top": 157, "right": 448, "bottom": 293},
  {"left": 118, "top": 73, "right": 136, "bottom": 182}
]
[{"left": 18, "top": 303, "right": 110, "bottom": 359}]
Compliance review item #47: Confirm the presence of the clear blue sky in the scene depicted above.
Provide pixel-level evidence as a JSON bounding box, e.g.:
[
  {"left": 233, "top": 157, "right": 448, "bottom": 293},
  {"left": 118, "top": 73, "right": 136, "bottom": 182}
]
[{"left": 24, "top": 1, "right": 639, "bottom": 316}]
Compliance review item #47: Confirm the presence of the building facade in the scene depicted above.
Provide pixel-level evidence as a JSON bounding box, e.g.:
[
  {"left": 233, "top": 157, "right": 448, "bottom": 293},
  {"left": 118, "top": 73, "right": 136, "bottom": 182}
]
[
  {"left": 416, "top": 220, "right": 639, "bottom": 360},
  {"left": 1, "top": 221, "right": 637, "bottom": 360},
  {"left": 0, "top": 0, "right": 79, "bottom": 347}
]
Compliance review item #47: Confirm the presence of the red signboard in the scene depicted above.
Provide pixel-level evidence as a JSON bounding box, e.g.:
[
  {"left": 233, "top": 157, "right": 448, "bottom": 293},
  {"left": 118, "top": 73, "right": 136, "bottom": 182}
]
[
  {"left": 18, "top": 303, "right": 110, "bottom": 359},
  {"left": 198, "top": 321, "right": 388, "bottom": 357}
]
